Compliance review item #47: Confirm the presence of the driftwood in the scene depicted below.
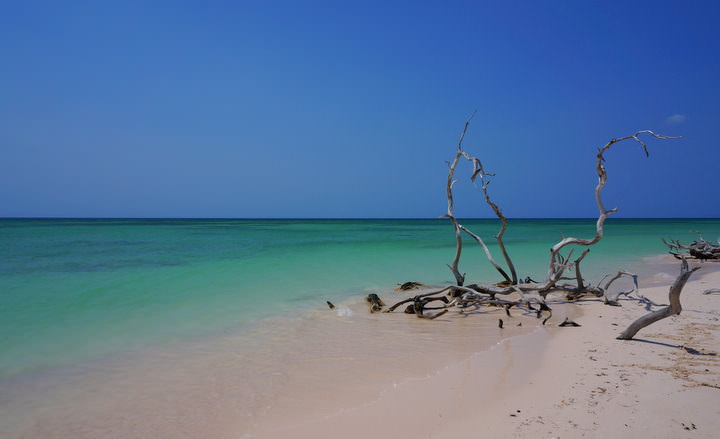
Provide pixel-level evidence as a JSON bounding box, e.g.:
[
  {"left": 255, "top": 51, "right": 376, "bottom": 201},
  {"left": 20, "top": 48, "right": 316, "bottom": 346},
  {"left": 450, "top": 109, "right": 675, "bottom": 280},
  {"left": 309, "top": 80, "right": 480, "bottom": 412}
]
[
  {"left": 377, "top": 124, "right": 677, "bottom": 325},
  {"left": 601, "top": 271, "right": 639, "bottom": 306},
  {"left": 348, "top": 117, "right": 689, "bottom": 342},
  {"left": 442, "top": 113, "right": 475, "bottom": 286},
  {"left": 663, "top": 233, "right": 720, "bottom": 261},
  {"left": 538, "top": 131, "right": 678, "bottom": 294},
  {"left": 617, "top": 259, "right": 700, "bottom": 340},
  {"left": 559, "top": 318, "right": 581, "bottom": 327},
  {"left": 365, "top": 294, "right": 385, "bottom": 313},
  {"left": 395, "top": 282, "right": 425, "bottom": 291}
]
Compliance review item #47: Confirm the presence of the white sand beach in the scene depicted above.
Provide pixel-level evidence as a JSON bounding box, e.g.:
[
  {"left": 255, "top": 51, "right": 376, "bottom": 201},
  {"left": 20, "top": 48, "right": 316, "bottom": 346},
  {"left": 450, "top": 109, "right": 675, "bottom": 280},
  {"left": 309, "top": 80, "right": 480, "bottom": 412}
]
[{"left": 258, "top": 258, "right": 720, "bottom": 438}]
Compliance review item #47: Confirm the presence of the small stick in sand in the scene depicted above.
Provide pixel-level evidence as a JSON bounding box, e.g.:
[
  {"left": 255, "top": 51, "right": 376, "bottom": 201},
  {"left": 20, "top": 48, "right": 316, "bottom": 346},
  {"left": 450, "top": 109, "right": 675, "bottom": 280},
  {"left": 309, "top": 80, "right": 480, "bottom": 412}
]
[{"left": 559, "top": 317, "right": 581, "bottom": 327}]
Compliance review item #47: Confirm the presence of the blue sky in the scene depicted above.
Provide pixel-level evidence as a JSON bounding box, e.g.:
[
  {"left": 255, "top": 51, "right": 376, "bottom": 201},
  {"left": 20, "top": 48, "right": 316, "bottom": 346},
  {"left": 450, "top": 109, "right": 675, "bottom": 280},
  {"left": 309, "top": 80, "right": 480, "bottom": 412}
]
[{"left": 1, "top": 0, "right": 719, "bottom": 218}]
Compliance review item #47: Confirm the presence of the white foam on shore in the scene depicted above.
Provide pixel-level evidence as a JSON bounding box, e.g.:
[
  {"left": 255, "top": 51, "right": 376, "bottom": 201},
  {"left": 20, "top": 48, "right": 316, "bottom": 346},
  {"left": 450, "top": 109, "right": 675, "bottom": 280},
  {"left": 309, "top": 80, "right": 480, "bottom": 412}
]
[
  {"left": 654, "top": 271, "right": 675, "bottom": 281},
  {"left": 335, "top": 306, "right": 353, "bottom": 316}
]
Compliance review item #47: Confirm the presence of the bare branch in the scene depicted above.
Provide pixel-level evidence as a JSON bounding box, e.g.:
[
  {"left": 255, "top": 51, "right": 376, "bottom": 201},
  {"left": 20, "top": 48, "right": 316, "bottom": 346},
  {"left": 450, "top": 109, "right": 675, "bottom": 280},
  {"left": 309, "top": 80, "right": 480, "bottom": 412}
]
[
  {"left": 459, "top": 225, "right": 512, "bottom": 283},
  {"left": 603, "top": 270, "right": 636, "bottom": 292},
  {"left": 443, "top": 113, "right": 477, "bottom": 286},
  {"left": 662, "top": 236, "right": 720, "bottom": 261},
  {"left": 479, "top": 179, "right": 518, "bottom": 284},
  {"left": 602, "top": 271, "right": 638, "bottom": 305},
  {"left": 573, "top": 248, "right": 591, "bottom": 290},
  {"left": 384, "top": 287, "right": 454, "bottom": 312},
  {"left": 617, "top": 259, "right": 700, "bottom": 340},
  {"left": 458, "top": 149, "right": 518, "bottom": 284},
  {"left": 545, "top": 132, "right": 679, "bottom": 286}
]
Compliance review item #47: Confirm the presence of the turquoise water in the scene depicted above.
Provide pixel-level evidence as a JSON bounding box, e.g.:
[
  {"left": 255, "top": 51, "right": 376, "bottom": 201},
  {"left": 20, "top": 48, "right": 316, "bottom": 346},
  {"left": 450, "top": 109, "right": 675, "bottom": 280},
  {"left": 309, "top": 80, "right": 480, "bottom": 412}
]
[{"left": 1, "top": 218, "right": 718, "bottom": 378}]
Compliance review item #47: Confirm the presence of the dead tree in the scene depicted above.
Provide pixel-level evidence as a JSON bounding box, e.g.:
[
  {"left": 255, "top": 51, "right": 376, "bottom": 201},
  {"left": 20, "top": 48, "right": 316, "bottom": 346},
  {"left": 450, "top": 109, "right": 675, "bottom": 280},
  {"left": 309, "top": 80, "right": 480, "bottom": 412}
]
[
  {"left": 380, "top": 121, "right": 679, "bottom": 322},
  {"left": 617, "top": 259, "right": 700, "bottom": 340}
]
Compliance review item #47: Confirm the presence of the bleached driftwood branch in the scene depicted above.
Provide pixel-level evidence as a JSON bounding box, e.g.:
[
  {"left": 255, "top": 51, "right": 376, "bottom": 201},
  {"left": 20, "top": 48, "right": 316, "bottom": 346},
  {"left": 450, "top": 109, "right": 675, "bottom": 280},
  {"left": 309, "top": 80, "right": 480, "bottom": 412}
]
[
  {"left": 617, "top": 259, "right": 700, "bottom": 340},
  {"left": 541, "top": 131, "right": 680, "bottom": 293},
  {"left": 379, "top": 124, "right": 679, "bottom": 325},
  {"left": 663, "top": 235, "right": 720, "bottom": 261},
  {"left": 459, "top": 225, "right": 512, "bottom": 283},
  {"left": 463, "top": 154, "right": 518, "bottom": 284},
  {"left": 443, "top": 113, "right": 518, "bottom": 285},
  {"left": 442, "top": 113, "right": 476, "bottom": 286}
]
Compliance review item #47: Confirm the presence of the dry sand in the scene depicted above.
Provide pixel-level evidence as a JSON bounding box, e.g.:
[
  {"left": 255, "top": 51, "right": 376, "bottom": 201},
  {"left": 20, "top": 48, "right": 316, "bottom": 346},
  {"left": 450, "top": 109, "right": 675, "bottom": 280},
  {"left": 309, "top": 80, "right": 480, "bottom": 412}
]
[{"left": 259, "top": 259, "right": 720, "bottom": 439}]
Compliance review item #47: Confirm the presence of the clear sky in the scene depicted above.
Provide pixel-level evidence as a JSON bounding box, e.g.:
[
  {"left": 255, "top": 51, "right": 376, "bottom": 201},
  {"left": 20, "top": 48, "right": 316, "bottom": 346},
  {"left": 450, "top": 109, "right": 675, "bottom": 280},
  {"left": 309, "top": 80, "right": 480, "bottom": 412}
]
[{"left": 1, "top": 0, "right": 719, "bottom": 218}]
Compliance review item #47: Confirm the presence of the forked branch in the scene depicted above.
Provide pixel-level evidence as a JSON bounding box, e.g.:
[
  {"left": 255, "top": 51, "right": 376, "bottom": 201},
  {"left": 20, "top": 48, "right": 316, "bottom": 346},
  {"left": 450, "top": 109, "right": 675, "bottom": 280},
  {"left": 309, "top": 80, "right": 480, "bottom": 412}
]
[
  {"left": 459, "top": 225, "right": 512, "bottom": 283},
  {"left": 465, "top": 157, "right": 518, "bottom": 284},
  {"left": 443, "top": 114, "right": 518, "bottom": 285}
]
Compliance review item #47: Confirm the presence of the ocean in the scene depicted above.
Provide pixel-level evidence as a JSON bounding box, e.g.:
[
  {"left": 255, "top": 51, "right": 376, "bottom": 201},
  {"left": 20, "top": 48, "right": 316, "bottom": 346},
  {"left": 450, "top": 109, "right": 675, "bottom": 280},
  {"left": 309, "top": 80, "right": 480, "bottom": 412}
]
[
  {"left": 2, "top": 217, "right": 718, "bottom": 378},
  {"left": 1, "top": 218, "right": 718, "bottom": 437}
]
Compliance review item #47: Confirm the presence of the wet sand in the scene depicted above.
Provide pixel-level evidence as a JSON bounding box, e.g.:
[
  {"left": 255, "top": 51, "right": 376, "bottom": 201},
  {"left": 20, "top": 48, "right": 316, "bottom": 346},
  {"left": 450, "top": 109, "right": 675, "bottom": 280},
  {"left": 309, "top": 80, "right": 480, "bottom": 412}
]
[
  {"left": 2, "top": 256, "right": 718, "bottom": 438},
  {"left": 0, "top": 286, "right": 540, "bottom": 438}
]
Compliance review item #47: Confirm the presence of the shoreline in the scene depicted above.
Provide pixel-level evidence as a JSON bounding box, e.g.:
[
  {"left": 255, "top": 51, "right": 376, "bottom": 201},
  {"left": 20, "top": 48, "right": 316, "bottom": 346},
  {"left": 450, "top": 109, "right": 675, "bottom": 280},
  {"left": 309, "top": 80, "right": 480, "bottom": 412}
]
[
  {"left": 1, "top": 255, "right": 718, "bottom": 438},
  {"left": 251, "top": 302, "right": 583, "bottom": 438},
  {"left": 257, "top": 257, "right": 720, "bottom": 438},
  {"left": 0, "top": 281, "right": 546, "bottom": 439}
]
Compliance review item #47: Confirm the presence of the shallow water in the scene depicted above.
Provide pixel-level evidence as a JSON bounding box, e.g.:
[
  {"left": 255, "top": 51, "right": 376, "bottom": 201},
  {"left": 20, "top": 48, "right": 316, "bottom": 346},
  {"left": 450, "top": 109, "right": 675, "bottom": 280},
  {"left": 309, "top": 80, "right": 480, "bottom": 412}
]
[
  {"left": 1, "top": 218, "right": 718, "bottom": 437},
  {"left": 2, "top": 218, "right": 718, "bottom": 377}
]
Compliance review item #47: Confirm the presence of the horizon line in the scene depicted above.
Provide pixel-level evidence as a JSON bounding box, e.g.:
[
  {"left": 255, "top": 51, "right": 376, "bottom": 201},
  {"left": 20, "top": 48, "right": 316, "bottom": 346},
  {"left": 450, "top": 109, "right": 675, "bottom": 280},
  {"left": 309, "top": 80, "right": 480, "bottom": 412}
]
[{"left": 2, "top": 216, "right": 719, "bottom": 221}]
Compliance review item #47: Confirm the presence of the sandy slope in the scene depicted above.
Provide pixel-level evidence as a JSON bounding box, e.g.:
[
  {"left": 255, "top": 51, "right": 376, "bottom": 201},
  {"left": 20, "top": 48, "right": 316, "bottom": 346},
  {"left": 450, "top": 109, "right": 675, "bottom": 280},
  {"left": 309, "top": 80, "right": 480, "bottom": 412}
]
[
  {"left": 260, "top": 260, "right": 720, "bottom": 439},
  {"left": 440, "top": 261, "right": 720, "bottom": 439}
]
